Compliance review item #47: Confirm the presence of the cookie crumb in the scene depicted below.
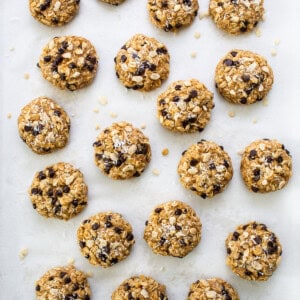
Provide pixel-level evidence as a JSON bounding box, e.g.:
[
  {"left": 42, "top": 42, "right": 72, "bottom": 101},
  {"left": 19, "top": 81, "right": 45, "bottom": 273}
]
[
  {"left": 24, "top": 73, "right": 30, "bottom": 80},
  {"left": 152, "top": 168, "right": 160, "bottom": 176},
  {"left": 199, "top": 11, "right": 209, "bottom": 20},
  {"left": 194, "top": 32, "right": 201, "bottom": 39},
  {"left": 67, "top": 257, "right": 75, "bottom": 265},
  {"left": 255, "top": 28, "right": 262, "bottom": 37},
  {"left": 93, "top": 108, "right": 99, "bottom": 113},
  {"left": 86, "top": 271, "right": 93, "bottom": 278},
  {"left": 262, "top": 98, "right": 269, "bottom": 106},
  {"left": 140, "top": 124, "right": 146, "bottom": 130},
  {"left": 271, "top": 49, "right": 277, "bottom": 56},
  {"left": 237, "top": 149, "right": 244, "bottom": 156},
  {"left": 274, "top": 39, "right": 281, "bottom": 46},
  {"left": 9, "top": 47, "right": 15, "bottom": 52},
  {"left": 190, "top": 51, "right": 197, "bottom": 58},
  {"left": 99, "top": 96, "right": 108, "bottom": 105},
  {"left": 253, "top": 118, "right": 258, "bottom": 124},
  {"left": 7, "top": 113, "right": 12, "bottom": 119},
  {"left": 161, "top": 148, "right": 169, "bottom": 156},
  {"left": 110, "top": 112, "right": 118, "bottom": 118},
  {"left": 228, "top": 111, "right": 235, "bottom": 118},
  {"left": 19, "top": 248, "right": 28, "bottom": 260},
  {"left": 95, "top": 124, "right": 101, "bottom": 130}
]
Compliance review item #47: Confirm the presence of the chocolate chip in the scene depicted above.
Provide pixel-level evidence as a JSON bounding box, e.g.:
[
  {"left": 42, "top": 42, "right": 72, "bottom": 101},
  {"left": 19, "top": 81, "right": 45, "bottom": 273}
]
[
  {"left": 72, "top": 199, "right": 78, "bottom": 207},
  {"left": 189, "top": 90, "right": 198, "bottom": 98},
  {"left": 241, "top": 74, "right": 250, "bottom": 82},
  {"left": 254, "top": 236, "right": 262, "bottom": 244},
  {"left": 55, "top": 190, "right": 63, "bottom": 197},
  {"left": 35, "top": 284, "right": 40, "bottom": 291},
  {"left": 227, "top": 247, "right": 231, "bottom": 254},
  {"left": 266, "top": 156, "right": 273, "bottom": 163},
  {"left": 43, "top": 55, "right": 52, "bottom": 63},
  {"left": 110, "top": 258, "right": 118, "bottom": 264},
  {"left": 251, "top": 186, "right": 259, "bottom": 192},
  {"left": 276, "top": 155, "right": 283, "bottom": 163},
  {"left": 60, "top": 271, "right": 67, "bottom": 278},
  {"left": 159, "top": 99, "right": 166, "bottom": 105},
  {"left": 231, "top": 51, "right": 238, "bottom": 57},
  {"left": 156, "top": 47, "right": 168, "bottom": 55},
  {"left": 240, "top": 97, "right": 247, "bottom": 104},
  {"left": 69, "top": 62, "right": 76, "bottom": 69},
  {"left": 155, "top": 207, "right": 163, "bottom": 213},
  {"left": 159, "top": 237, "right": 166, "bottom": 245},
  {"left": 209, "top": 163, "right": 216, "bottom": 169},
  {"left": 48, "top": 168, "right": 55, "bottom": 178},
  {"left": 223, "top": 160, "right": 230, "bottom": 168},
  {"left": 120, "top": 55, "right": 127, "bottom": 63},
  {"left": 79, "top": 241, "right": 86, "bottom": 248},
  {"left": 175, "top": 208, "right": 182, "bottom": 215},
  {"left": 249, "top": 149, "right": 257, "bottom": 159},
  {"left": 173, "top": 95, "right": 180, "bottom": 102},
  {"left": 200, "top": 193, "right": 207, "bottom": 199},
  {"left": 31, "top": 187, "right": 42, "bottom": 195},
  {"left": 135, "top": 143, "right": 149, "bottom": 155},
  {"left": 182, "top": 116, "right": 197, "bottom": 128},
  {"left": 124, "top": 283, "right": 131, "bottom": 291},
  {"left": 213, "top": 185, "right": 221, "bottom": 194},
  {"left": 92, "top": 223, "right": 100, "bottom": 230},
  {"left": 190, "top": 159, "right": 198, "bottom": 166},
  {"left": 63, "top": 186, "right": 70, "bottom": 193},
  {"left": 38, "top": 171, "right": 46, "bottom": 180},
  {"left": 114, "top": 227, "right": 122, "bottom": 234},
  {"left": 223, "top": 59, "right": 233, "bottom": 66},
  {"left": 232, "top": 231, "right": 239, "bottom": 241},
  {"left": 64, "top": 277, "right": 71, "bottom": 284},
  {"left": 105, "top": 221, "right": 112, "bottom": 228},
  {"left": 175, "top": 85, "right": 181, "bottom": 90},
  {"left": 126, "top": 233, "right": 134, "bottom": 241},
  {"left": 245, "top": 270, "right": 252, "bottom": 276}
]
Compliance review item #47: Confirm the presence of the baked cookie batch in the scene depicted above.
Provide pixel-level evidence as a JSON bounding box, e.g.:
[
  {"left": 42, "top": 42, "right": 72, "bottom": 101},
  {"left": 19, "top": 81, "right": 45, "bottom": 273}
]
[{"left": 20, "top": 0, "right": 291, "bottom": 299}]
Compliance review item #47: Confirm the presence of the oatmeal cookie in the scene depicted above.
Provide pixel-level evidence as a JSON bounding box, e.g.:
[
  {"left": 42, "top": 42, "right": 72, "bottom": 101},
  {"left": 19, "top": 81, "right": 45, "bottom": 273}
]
[{"left": 99, "top": 0, "right": 125, "bottom": 5}]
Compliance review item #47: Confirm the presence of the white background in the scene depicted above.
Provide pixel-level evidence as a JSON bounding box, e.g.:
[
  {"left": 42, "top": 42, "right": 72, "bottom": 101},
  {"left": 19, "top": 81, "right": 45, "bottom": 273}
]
[{"left": 1, "top": 0, "right": 300, "bottom": 299}]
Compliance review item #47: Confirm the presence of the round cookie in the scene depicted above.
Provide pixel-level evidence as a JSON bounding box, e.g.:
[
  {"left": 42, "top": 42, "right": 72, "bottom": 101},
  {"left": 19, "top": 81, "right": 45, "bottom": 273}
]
[
  {"left": 38, "top": 36, "right": 98, "bottom": 91},
  {"left": 226, "top": 221, "right": 282, "bottom": 281},
  {"left": 29, "top": 162, "right": 88, "bottom": 220},
  {"left": 147, "top": 0, "right": 199, "bottom": 32},
  {"left": 77, "top": 212, "right": 135, "bottom": 268},
  {"left": 93, "top": 121, "right": 151, "bottom": 180},
  {"left": 111, "top": 275, "right": 168, "bottom": 300},
  {"left": 240, "top": 139, "right": 292, "bottom": 193},
  {"left": 144, "top": 200, "right": 202, "bottom": 258},
  {"left": 99, "top": 0, "right": 125, "bottom": 5},
  {"left": 209, "top": 0, "right": 264, "bottom": 34},
  {"left": 187, "top": 278, "right": 239, "bottom": 300},
  {"left": 215, "top": 49, "right": 274, "bottom": 105},
  {"left": 178, "top": 140, "right": 233, "bottom": 198},
  {"left": 18, "top": 96, "right": 70, "bottom": 154},
  {"left": 157, "top": 79, "right": 214, "bottom": 133},
  {"left": 35, "top": 265, "right": 91, "bottom": 299},
  {"left": 29, "top": 0, "right": 80, "bottom": 27},
  {"left": 114, "top": 34, "right": 170, "bottom": 91}
]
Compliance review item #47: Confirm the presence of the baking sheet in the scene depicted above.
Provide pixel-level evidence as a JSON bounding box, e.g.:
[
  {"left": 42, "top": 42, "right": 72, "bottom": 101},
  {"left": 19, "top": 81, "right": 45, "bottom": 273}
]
[{"left": 1, "top": 0, "right": 300, "bottom": 299}]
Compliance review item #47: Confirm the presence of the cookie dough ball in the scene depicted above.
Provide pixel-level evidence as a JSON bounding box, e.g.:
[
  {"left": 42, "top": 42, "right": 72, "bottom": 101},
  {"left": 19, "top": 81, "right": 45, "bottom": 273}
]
[
  {"left": 35, "top": 265, "right": 91, "bottom": 299},
  {"left": 29, "top": 0, "right": 80, "bottom": 27},
  {"left": 147, "top": 0, "right": 199, "bottom": 32},
  {"left": 114, "top": 34, "right": 170, "bottom": 91},
  {"left": 187, "top": 278, "right": 239, "bottom": 300},
  {"left": 29, "top": 162, "right": 88, "bottom": 220},
  {"left": 77, "top": 212, "right": 135, "bottom": 268},
  {"left": 215, "top": 49, "right": 273, "bottom": 104},
  {"left": 226, "top": 221, "right": 282, "bottom": 281},
  {"left": 93, "top": 121, "right": 151, "bottom": 180},
  {"left": 144, "top": 200, "right": 201, "bottom": 258},
  {"left": 240, "top": 139, "right": 292, "bottom": 193},
  {"left": 157, "top": 79, "right": 214, "bottom": 133},
  {"left": 38, "top": 36, "right": 98, "bottom": 91},
  {"left": 111, "top": 275, "right": 168, "bottom": 300},
  {"left": 99, "top": 0, "right": 125, "bottom": 5},
  {"left": 209, "top": 0, "right": 264, "bottom": 34},
  {"left": 178, "top": 140, "right": 233, "bottom": 198},
  {"left": 18, "top": 96, "right": 70, "bottom": 154}
]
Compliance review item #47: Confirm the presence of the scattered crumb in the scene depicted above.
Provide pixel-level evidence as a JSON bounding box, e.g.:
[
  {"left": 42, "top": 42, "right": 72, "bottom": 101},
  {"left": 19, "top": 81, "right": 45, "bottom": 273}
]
[
  {"left": 99, "top": 96, "right": 108, "bottom": 105},
  {"left": 110, "top": 112, "right": 118, "bottom": 118},
  {"left": 228, "top": 111, "right": 236, "bottom": 118},
  {"left": 140, "top": 124, "right": 146, "bottom": 130},
  {"left": 194, "top": 32, "right": 201, "bottom": 39},
  {"left": 271, "top": 49, "right": 277, "bottom": 56},
  {"left": 19, "top": 248, "right": 28, "bottom": 260},
  {"left": 190, "top": 51, "right": 197, "bottom": 58},
  {"left": 253, "top": 118, "right": 258, "bottom": 124},
  {"left": 262, "top": 98, "right": 269, "bottom": 106},
  {"left": 237, "top": 149, "right": 244, "bottom": 156},
  {"left": 161, "top": 148, "right": 169, "bottom": 156},
  {"left": 152, "top": 168, "right": 160, "bottom": 176},
  {"left": 71, "top": 113, "right": 75, "bottom": 117},
  {"left": 255, "top": 28, "right": 262, "bottom": 37},
  {"left": 93, "top": 108, "right": 99, "bottom": 113},
  {"left": 274, "top": 39, "right": 280, "bottom": 46},
  {"left": 9, "top": 47, "right": 15, "bottom": 52},
  {"left": 86, "top": 271, "right": 93, "bottom": 278},
  {"left": 67, "top": 257, "right": 75, "bottom": 265},
  {"left": 95, "top": 124, "right": 101, "bottom": 130},
  {"left": 23, "top": 73, "right": 30, "bottom": 80},
  {"left": 199, "top": 11, "right": 209, "bottom": 20},
  {"left": 160, "top": 266, "right": 165, "bottom": 271},
  {"left": 7, "top": 113, "right": 12, "bottom": 119}
]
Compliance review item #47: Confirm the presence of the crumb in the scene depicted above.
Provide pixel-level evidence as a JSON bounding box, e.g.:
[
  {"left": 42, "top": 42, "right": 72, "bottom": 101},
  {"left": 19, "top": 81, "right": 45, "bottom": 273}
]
[
  {"left": 190, "top": 51, "right": 197, "bottom": 58},
  {"left": 253, "top": 118, "right": 258, "bottom": 124},
  {"left": 93, "top": 108, "right": 99, "bottom": 113},
  {"left": 199, "top": 11, "right": 209, "bottom": 20},
  {"left": 95, "top": 124, "right": 101, "bottom": 130},
  {"left": 161, "top": 148, "right": 169, "bottom": 156},
  {"left": 24, "top": 73, "right": 30, "bottom": 80},
  {"left": 9, "top": 47, "right": 15, "bottom": 52},
  {"left": 274, "top": 39, "right": 280, "bottom": 46},
  {"left": 7, "top": 113, "right": 12, "bottom": 119},
  {"left": 71, "top": 113, "right": 75, "bottom": 117},
  {"left": 237, "top": 150, "right": 244, "bottom": 156},
  {"left": 160, "top": 266, "right": 165, "bottom": 271},
  {"left": 194, "top": 32, "right": 201, "bottom": 39},
  {"left": 67, "top": 257, "right": 75, "bottom": 265},
  {"left": 19, "top": 248, "right": 28, "bottom": 260},
  {"left": 255, "top": 28, "right": 262, "bottom": 37},
  {"left": 262, "top": 98, "right": 269, "bottom": 106},
  {"left": 271, "top": 49, "right": 277, "bottom": 56},
  {"left": 152, "top": 168, "right": 160, "bottom": 176},
  {"left": 110, "top": 112, "right": 118, "bottom": 118},
  {"left": 99, "top": 96, "right": 108, "bottom": 105},
  {"left": 140, "top": 124, "right": 146, "bottom": 130},
  {"left": 228, "top": 111, "right": 235, "bottom": 118},
  {"left": 86, "top": 271, "right": 93, "bottom": 278}
]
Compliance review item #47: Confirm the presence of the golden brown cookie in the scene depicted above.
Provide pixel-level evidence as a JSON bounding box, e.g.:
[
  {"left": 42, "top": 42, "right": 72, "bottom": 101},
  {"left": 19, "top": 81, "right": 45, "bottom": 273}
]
[
  {"left": 240, "top": 139, "right": 292, "bottom": 193},
  {"left": 226, "top": 221, "right": 282, "bottom": 281},
  {"left": 38, "top": 36, "right": 98, "bottom": 91},
  {"left": 157, "top": 79, "right": 214, "bottom": 133},
  {"left": 77, "top": 212, "right": 135, "bottom": 268},
  {"left": 99, "top": 0, "right": 125, "bottom": 5},
  {"left": 114, "top": 34, "right": 170, "bottom": 91},
  {"left": 29, "top": 162, "right": 88, "bottom": 220},
  {"left": 215, "top": 49, "right": 273, "bottom": 104}
]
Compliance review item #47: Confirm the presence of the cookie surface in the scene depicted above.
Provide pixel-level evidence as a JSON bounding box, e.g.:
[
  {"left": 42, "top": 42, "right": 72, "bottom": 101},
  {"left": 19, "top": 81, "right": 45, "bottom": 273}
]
[
  {"left": 147, "top": 0, "right": 199, "bottom": 32},
  {"left": 178, "top": 140, "right": 233, "bottom": 198},
  {"left": 144, "top": 200, "right": 201, "bottom": 258},
  {"left": 215, "top": 49, "right": 273, "bottom": 104},
  {"left": 157, "top": 79, "right": 214, "bottom": 133},
  {"left": 99, "top": 0, "right": 125, "bottom": 5},
  {"left": 29, "top": 162, "right": 88, "bottom": 220},
  {"left": 35, "top": 265, "right": 91, "bottom": 300},
  {"left": 111, "top": 275, "right": 168, "bottom": 300},
  {"left": 114, "top": 34, "right": 170, "bottom": 91},
  {"left": 187, "top": 277, "right": 239, "bottom": 300},
  {"left": 93, "top": 121, "right": 151, "bottom": 180},
  {"left": 240, "top": 139, "right": 292, "bottom": 193},
  {"left": 226, "top": 221, "right": 282, "bottom": 281},
  {"left": 209, "top": 0, "right": 264, "bottom": 34},
  {"left": 18, "top": 96, "right": 70, "bottom": 154},
  {"left": 29, "top": 0, "right": 80, "bottom": 27},
  {"left": 38, "top": 36, "right": 98, "bottom": 91}
]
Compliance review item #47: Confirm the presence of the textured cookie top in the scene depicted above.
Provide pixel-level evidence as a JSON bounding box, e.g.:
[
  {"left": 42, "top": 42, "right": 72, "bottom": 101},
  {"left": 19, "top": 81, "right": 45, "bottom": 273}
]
[
  {"left": 240, "top": 139, "right": 292, "bottom": 193},
  {"left": 147, "top": 0, "right": 199, "bottom": 32},
  {"left": 18, "top": 96, "right": 70, "bottom": 154},
  {"left": 215, "top": 49, "right": 273, "bottom": 105},
  {"left": 29, "top": 0, "right": 80, "bottom": 27},
  {"left": 157, "top": 79, "right": 214, "bottom": 133},
  {"left": 93, "top": 121, "right": 151, "bottom": 180},
  {"left": 39, "top": 36, "right": 98, "bottom": 91},
  {"left": 178, "top": 140, "right": 233, "bottom": 198},
  {"left": 29, "top": 162, "right": 88, "bottom": 220},
  {"left": 144, "top": 200, "right": 201, "bottom": 258},
  {"left": 77, "top": 212, "right": 135, "bottom": 268},
  {"left": 187, "top": 277, "right": 239, "bottom": 300},
  {"left": 111, "top": 275, "right": 168, "bottom": 300},
  {"left": 209, "top": 0, "right": 264, "bottom": 34},
  {"left": 35, "top": 265, "right": 91, "bottom": 300},
  {"left": 226, "top": 222, "right": 282, "bottom": 281},
  {"left": 99, "top": 0, "right": 125, "bottom": 5},
  {"left": 114, "top": 34, "right": 170, "bottom": 91}
]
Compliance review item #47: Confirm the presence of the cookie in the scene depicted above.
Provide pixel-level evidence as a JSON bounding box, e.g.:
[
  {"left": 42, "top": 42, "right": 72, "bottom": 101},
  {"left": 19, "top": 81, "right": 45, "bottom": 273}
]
[
  {"left": 177, "top": 140, "right": 233, "bottom": 198},
  {"left": 111, "top": 275, "right": 168, "bottom": 300},
  {"left": 77, "top": 212, "right": 135, "bottom": 268},
  {"left": 240, "top": 139, "right": 292, "bottom": 193},
  {"left": 226, "top": 221, "right": 282, "bottom": 281},
  {"left": 29, "top": 162, "right": 88, "bottom": 220},
  {"left": 209, "top": 0, "right": 264, "bottom": 34},
  {"left": 114, "top": 34, "right": 170, "bottom": 91},
  {"left": 215, "top": 49, "right": 274, "bottom": 104},
  {"left": 38, "top": 36, "right": 98, "bottom": 91},
  {"left": 157, "top": 79, "right": 214, "bottom": 133},
  {"left": 18, "top": 96, "right": 70, "bottom": 154},
  {"left": 93, "top": 121, "right": 151, "bottom": 180},
  {"left": 187, "top": 278, "right": 239, "bottom": 300},
  {"left": 29, "top": 0, "right": 80, "bottom": 27},
  {"left": 99, "top": 0, "right": 125, "bottom": 5},
  {"left": 147, "top": 0, "right": 199, "bottom": 32},
  {"left": 144, "top": 200, "right": 201, "bottom": 258},
  {"left": 35, "top": 265, "right": 91, "bottom": 300}
]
